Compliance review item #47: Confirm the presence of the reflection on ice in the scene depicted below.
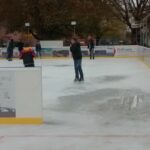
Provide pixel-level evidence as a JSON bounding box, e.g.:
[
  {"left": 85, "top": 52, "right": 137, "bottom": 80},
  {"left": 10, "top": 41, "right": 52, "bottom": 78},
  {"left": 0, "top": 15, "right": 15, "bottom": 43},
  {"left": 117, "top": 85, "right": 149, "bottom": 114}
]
[
  {"left": 121, "top": 95, "right": 144, "bottom": 110},
  {"left": 55, "top": 88, "right": 150, "bottom": 123}
]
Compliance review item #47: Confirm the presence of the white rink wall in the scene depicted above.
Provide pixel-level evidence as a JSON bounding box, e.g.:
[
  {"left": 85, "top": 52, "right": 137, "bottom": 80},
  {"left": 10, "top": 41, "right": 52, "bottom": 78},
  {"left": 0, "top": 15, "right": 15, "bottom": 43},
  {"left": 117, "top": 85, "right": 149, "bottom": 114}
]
[
  {"left": 115, "top": 45, "right": 150, "bottom": 66},
  {"left": 40, "top": 40, "right": 64, "bottom": 48},
  {"left": 0, "top": 67, "right": 43, "bottom": 123},
  {"left": 0, "top": 43, "right": 150, "bottom": 66},
  {"left": 139, "top": 47, "right": 150, "bottom": 66}
]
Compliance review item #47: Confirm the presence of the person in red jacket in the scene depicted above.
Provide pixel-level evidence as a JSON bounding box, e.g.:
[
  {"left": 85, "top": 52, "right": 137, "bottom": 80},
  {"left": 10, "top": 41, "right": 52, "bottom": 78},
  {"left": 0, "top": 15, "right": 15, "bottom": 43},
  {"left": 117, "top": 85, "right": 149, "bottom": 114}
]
[{"left": 20, "top": 47, "right": 35, "bottom": 67}]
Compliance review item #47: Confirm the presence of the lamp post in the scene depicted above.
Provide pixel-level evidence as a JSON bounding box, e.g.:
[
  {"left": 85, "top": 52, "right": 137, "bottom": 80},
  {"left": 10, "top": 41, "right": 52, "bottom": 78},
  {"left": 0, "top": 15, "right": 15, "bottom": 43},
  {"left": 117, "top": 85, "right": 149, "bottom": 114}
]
[
  {"left": 71, "top": 21, "right": 77, "bottom": 36},
  {"left": 25, "top": 22, "right": 30, "bottom": 43}
]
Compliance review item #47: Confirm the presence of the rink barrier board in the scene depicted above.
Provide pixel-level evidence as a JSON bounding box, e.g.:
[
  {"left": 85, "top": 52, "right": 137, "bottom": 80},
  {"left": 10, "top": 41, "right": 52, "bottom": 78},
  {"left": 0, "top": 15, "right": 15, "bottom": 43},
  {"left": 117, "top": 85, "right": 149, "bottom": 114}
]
[
  {"left": 0, "top": 45, "right": 146, "bottom": 58},
  {"left": 0, "top": 68, "right": 43, "bottom": 124},
  {"left": 0, "top": 55, "right": 140, "bottom": 61},
  {"left": 0, "top": 118, "right": 43, "bottom": 124},
  {"left": 137, "top": 57, "right": 150, "bottom": 69}
]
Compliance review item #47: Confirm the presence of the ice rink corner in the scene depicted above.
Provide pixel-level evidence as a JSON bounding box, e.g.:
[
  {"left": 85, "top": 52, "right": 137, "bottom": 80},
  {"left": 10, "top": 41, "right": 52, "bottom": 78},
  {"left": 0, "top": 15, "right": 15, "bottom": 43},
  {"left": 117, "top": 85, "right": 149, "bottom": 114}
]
[{"left": 0, "top": 57, "right": 150, "bottom": 150}]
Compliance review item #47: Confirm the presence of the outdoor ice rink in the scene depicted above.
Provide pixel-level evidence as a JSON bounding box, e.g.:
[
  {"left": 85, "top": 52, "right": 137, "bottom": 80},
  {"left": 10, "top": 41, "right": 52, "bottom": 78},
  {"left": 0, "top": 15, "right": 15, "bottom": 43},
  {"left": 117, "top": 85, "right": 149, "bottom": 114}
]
[{"left": 1, "top": 57, "right": 150, "bottom": 150}]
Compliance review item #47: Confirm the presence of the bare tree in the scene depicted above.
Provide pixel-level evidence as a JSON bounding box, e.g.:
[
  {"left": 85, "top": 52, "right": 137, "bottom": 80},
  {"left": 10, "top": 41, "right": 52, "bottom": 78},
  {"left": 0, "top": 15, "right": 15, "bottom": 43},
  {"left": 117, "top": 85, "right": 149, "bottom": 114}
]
[{"left": 108, "top": 0, "right": 150, "bottom": 44}]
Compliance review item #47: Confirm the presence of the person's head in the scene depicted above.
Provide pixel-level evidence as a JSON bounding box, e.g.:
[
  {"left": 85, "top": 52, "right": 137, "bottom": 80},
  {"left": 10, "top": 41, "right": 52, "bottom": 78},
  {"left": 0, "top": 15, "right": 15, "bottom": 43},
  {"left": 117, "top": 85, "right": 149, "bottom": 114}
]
[
  {"left": 10, "top": 39, "right": 14, "bottom": 42},
  {"left": 24, "top": 42, "right": 30, "bottom": 48},
  {"left": 88, "top": 35, "right": 93, "bottom": 40},
  {"left": 36, "top": 40, "right": 40, "bottom": 43},
  {"left": 19, "top": 39, "right": 23, "bottom": 43},
  {"left": 71, "top": 37, "right": 78, "bottom": 44}
]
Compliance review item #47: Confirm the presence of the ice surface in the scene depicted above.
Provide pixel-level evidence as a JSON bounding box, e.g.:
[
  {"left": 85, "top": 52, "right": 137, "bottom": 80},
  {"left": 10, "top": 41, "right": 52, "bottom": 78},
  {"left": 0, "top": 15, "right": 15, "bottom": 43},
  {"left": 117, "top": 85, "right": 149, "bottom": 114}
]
[{"left": 0, "top": 58, "right": 150, "bottom": 150}]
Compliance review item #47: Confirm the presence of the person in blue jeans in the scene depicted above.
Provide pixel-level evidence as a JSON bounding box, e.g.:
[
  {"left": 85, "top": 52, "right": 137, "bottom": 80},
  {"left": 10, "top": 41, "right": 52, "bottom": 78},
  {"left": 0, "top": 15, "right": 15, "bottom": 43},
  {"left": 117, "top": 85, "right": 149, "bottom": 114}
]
[{"left": 70, "top": 37, "right": 84, "bottom": 82}]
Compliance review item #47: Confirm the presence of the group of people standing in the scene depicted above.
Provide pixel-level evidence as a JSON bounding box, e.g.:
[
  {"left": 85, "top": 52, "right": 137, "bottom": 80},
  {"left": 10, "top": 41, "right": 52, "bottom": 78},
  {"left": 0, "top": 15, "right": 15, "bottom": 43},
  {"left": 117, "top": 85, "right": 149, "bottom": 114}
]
[
  {"left": 7, "top": 39, "right": 42, "bottom": 61},
  {"left": 70, "top": 35, "right": 95, "bottom": 82},
  {"left": 6, "top": 36, "right": 95, "bottom": 82},
  {"left": 6, "top": 39, "right": 42, "bottom": 67}
]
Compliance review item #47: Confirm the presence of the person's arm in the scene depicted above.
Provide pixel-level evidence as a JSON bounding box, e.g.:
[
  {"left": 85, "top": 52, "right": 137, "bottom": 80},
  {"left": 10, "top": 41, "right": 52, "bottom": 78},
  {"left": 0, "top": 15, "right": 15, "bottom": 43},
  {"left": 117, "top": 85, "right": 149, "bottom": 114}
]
[
  {"left": 70, "top": 44, "right": 73, "bottom": 53},
  {"left": 32, "top": 50, "right": 36, "bottom": 57},
  {"left": 19, "top": 51, "right": 23, "bottom": 59},
  {"left": 78, "top": 43, "right": 81, "bottom": 51},
  {"left": 87, "top": 41, "right": 89, "bottom": 49}
]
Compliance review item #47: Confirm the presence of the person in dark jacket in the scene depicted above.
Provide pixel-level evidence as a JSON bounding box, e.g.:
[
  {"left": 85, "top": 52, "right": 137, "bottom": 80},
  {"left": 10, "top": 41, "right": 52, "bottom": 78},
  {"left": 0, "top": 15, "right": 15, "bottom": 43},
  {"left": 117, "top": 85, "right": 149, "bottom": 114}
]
[
  {"left": 88, "top": 35, "right": 95, "bottom": 60},
  {"left": 18, "top": 40, "right": 24, "bottom": 53},
  {"left": 20, "top": 47, "right": 35, "bottom": 67},
  {"left": 70, "top": 37, "right": 84, "bottom": 82},
  {"left": 7, "top": 39, "right": 14, "bottom": 61},
  {"left": 35, "top": 40, "right": 42, "bottom": 58}
]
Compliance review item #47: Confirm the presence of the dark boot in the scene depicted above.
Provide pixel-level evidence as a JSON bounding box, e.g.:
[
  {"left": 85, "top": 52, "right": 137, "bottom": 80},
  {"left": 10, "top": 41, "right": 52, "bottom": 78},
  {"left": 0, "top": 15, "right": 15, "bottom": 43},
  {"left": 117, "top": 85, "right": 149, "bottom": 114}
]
[
  {"left": 74, "top": 78, "right": 79, "bottom": 82},
  {"left": 79, "top": 77, "right": 84, "bottom": 82}
]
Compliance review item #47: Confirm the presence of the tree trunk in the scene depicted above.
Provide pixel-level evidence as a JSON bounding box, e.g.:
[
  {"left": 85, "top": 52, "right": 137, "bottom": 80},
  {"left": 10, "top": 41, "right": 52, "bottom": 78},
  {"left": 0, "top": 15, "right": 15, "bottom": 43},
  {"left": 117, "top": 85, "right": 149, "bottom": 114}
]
[{"left": 131, "top": 28, "right": 140, "bottom": 45}]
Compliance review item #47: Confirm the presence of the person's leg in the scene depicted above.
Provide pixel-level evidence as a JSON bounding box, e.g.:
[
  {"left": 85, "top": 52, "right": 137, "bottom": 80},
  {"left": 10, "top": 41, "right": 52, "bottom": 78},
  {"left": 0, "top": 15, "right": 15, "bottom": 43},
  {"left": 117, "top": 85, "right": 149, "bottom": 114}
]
[
  {"left": 29, "top": 64, "right": 35, "bottom": 67},
  {"left": 92, "top": 49, "right": 95, "bottom": 59},
  {"left": 36, "top": 51, "right": 39, "bottom": 57},
  {"left": 10, "top": 51, "right": 13, "bottom": 61},
  {"left": 25, "top": 64, "right": 28, "bottom": 67},
  {"left": 7, "top": 52, "right": 10, "bottom": 60},
  {"left": 8, "top": 51, "right": 13, "bottom": 61},
  {"left": 25, "top": 63, "right": 35, "bottom": 67},
  {"left": 78, "top": 59, "right": 84, "bottom": 81},
  {"left": 74, "top": 60, "right": 79, "bottom": 81},
  {"left": 91, "top": 49, "right": 93, "bottom": 59},
  {"left": 39, "top": 51, "right": 42, "bottom": 58},
  {"left": 90, "top": 50, "right": 92, "bottom": 59},
  {"left": 38, "top": 51, "right": 41, "bottom": 58}
]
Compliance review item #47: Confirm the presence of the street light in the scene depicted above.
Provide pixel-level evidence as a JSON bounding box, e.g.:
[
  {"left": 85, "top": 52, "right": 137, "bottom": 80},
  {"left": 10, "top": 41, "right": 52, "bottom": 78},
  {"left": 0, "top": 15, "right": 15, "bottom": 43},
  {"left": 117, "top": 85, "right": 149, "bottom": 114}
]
[
  {"left": 25, "top": 22, "right": 30, "bottom": 43},
  {"left": 71, "top": 21, "right": 77, "bottom": 36}
]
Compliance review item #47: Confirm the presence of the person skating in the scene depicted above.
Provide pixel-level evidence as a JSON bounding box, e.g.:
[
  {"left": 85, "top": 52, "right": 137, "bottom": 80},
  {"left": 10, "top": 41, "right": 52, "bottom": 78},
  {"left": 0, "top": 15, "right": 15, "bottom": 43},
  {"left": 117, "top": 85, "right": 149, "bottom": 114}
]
[
  {"left": 7, "top": 39, "right": 15, "bottom": 61},
  {"left": 20, "top": 47, "right": 35, "bottom": 67},
  {"left": 35, "top": 40, "right": 42, "bottom": 58},
  {"left": 88, "top": 35, "right": 95, "bottom": 60},
  {"left": 70, "top": 37, "right": 84, "bottom": 82}
]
